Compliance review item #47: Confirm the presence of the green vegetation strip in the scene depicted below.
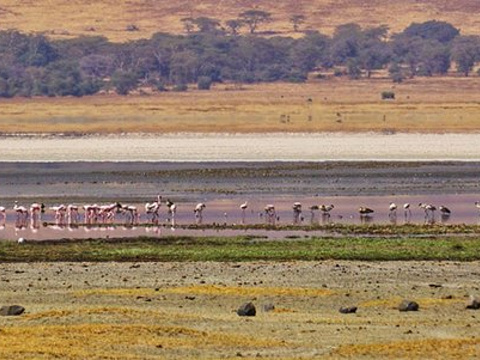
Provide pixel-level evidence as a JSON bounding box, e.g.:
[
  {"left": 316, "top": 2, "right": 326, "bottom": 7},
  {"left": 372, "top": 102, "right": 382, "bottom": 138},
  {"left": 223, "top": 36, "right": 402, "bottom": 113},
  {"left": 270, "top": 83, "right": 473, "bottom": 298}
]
[{"left": 1, "top": 236, "right": 480, "bottom": 262}]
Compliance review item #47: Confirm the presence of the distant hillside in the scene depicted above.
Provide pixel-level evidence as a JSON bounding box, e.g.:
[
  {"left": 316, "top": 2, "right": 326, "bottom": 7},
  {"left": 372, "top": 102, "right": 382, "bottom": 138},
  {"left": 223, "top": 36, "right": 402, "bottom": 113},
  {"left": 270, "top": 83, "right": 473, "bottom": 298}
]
[{"left": 1, "top": 0, "right": 479, "bottom": 42}]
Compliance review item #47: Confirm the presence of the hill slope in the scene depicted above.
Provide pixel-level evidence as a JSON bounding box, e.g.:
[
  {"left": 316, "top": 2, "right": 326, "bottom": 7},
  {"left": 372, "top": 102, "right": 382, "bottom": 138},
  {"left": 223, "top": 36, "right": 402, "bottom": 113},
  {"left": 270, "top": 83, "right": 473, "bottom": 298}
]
[{"left": 1, "top": 0, "right": 479, "bottom": 42}]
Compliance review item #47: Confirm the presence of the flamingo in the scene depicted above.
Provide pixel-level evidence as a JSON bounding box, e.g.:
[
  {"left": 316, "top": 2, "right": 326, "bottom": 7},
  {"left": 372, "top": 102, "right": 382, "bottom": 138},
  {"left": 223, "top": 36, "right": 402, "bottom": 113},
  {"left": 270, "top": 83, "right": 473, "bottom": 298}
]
[
  {"left": 264, "top": 204, "right": 276, "bottom": 225},
  {"left": 30, "top": 203, "right": 45, "bottom": 220},
  {"left": 403, "top": 203, "right": 411, "bottom": 219},
  {"left": 13, "top": 202, "right": 29, "bottom": 221},
  {"left": 293, "top": 202, "right": 302, "bottom": 225},
  {"left": 388, "top": 202, "right": 397, "bottom": 222},
  {"left": 50, "top": 204, "right": 67, "bottom": 224},
  {"left": 145, "top": 195, "right": 162, "bottom": 221},
  {"left": 418, "top": 203, "right": 436, "bottom": 223},
  {"left": 475, "top": 201, "right": 480, "bottom": 214},
  {"left": 319, "top": 204, "right": 334, "bottom": 215},
  {"left": 166, "top": 199, "right": 177, "bottom": 226},
  {"left": 309, "top": 205, "right": 319, "bottom": 224},
  {"left": 67, "top": 204, "right": 80, "bottom": 224},
  {"left": 358, "top": 207, "right": 374, "bottom": 215},
  {"left": 240, "top": 201, "right": 248, "bottom": 224},
  {"left": 121, "top": 204, "right": 139, "bottom": 224},
  {"left": 0, "top": 206, "right": 6, "bottom": 221},
  {"left": 194, "top": 203, "right": 206, "bottom": 224},
  {"left": 83, "top": 204, "right": 100, "bottom": 223}
]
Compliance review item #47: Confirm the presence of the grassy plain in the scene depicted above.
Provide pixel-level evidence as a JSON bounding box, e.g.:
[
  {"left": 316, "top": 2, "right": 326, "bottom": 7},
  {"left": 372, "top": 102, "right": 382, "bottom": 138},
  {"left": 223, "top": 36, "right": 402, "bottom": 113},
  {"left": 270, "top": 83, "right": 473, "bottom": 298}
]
[
  {"left": 2, "top": 234, "right": 480, "bottom": 262},
  {"left": 1, "top": 77, "right": 480, "bottom": 134},
  {"left": 1, "top": 0, "right": 479, "bottom": 42}
]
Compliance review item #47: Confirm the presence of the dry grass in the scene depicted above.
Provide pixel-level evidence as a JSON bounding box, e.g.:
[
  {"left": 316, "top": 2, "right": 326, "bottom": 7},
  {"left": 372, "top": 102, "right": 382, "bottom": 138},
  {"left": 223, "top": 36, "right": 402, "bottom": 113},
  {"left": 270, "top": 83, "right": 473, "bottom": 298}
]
[
  {"left": 2, "top": 77, "right": 480, "bottom": 134},
  {"left": 0, "top": 0, "right": 479, "bottom": 42},
  {"left": 334, "top": 338, "right": 480, "bottom": 359}
]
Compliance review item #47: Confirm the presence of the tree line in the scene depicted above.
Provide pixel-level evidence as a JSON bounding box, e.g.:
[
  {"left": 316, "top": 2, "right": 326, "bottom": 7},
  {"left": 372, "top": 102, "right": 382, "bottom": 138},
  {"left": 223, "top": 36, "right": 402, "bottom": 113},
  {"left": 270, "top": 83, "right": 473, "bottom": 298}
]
[{"left": 0, "top": 17, "right": 479, "bottom": 97}]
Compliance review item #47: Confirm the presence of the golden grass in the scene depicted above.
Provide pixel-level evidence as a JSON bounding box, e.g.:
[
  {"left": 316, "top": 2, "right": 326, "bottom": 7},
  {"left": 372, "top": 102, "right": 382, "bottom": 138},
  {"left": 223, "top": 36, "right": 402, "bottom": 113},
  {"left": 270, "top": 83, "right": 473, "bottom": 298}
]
[
  {"left": 75, "top": 285, "right": 334, "bottom": 298},
  {"left": 1, "top": 0, "right": 479, "bottom": 42},
  {"left": 0, "top": 323, "right": 285, "bottom": 359},
  {"left": 334, "top": 338, "right": 480, "bottom": 359},
  {"left": 361, "top": 296, "right": 464, "bottom": 309},
  {"left": 1, "top": 78, "right": 480, "bottom": 134}
]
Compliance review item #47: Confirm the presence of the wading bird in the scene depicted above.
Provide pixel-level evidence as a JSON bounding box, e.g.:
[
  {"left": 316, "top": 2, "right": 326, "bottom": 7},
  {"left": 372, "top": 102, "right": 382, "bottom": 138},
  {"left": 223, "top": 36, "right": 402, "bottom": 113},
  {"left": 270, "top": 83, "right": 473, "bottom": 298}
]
[
  {"left": 194, "top": 203, "right": 206, "bottom": 224},
  {"left": 293, "top": 202, "right": 302, "bottom": 225},
  {"left": 145, "top": 195, "right": 162, "bottom": 222},
  {"left": 240, "top": 201, "right": 248, "bottom": 224}
]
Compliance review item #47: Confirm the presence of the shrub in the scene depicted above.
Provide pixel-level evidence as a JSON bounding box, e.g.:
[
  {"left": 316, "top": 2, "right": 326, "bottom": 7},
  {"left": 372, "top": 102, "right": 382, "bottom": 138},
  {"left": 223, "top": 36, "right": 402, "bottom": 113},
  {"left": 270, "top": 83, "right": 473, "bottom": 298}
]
[
  {"left": 381, "top": 91, "right": 395, "bottom": 100},
  {"left": 197, "top": 76, "right": 212, "bottom": 90},
  {"left": 172, "top": 83, "right": 188, "bottom": 92}
]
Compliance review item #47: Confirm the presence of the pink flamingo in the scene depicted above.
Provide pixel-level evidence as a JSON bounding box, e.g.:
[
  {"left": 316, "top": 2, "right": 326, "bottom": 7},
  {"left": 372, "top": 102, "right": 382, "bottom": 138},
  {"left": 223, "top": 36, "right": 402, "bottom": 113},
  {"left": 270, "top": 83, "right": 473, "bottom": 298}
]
[
  {"left": 145, "top": 195, "right": 162, "bottom": 221},
  {"left": 50, "top": 204, "right": 67, "bottom": 224},
  {"left": 13, "top": 202, "right": 29, "bottom": 220},
  {"left": 83, "top": 204, "right": 100, "bottom": 223},
  {"left": 0, "top": 206, "right": 6, "bottom": 222},
  {"left": 121, "top": 204, "right": 139, "bottom": 224},
  {"left": 67, "top": 204, "right": 80, "bottom": 224}
]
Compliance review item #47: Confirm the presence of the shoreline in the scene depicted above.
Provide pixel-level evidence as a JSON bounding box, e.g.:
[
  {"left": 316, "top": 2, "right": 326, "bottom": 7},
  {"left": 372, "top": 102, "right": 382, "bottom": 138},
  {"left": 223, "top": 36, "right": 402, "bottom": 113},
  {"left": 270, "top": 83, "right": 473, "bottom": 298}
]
[{"left": 2, "top": 132, "right": 480, "bottom": 162}]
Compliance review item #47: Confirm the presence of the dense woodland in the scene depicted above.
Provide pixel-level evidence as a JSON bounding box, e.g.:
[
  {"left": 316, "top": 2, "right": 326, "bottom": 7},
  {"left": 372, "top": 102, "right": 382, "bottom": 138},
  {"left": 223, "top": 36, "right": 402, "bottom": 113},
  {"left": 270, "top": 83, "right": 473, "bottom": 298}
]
[{"left": 0, "top": 13, "right": 480, "bottom": 97}]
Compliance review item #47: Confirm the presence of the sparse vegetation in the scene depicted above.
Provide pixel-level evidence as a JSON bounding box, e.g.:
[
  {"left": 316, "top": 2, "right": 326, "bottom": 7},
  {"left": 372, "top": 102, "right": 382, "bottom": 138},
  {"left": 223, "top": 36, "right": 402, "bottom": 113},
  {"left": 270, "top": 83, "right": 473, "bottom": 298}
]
[{"left": 2, "top": 234, "right": 480, "bottom": 262}]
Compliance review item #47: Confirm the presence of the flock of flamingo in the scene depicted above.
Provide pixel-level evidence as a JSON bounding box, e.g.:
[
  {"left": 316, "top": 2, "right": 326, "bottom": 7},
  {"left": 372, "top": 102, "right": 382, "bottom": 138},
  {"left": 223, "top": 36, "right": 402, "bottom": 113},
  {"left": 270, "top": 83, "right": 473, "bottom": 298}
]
[{"left": 2, "top": 196, "right": 480, "bottom": 231}]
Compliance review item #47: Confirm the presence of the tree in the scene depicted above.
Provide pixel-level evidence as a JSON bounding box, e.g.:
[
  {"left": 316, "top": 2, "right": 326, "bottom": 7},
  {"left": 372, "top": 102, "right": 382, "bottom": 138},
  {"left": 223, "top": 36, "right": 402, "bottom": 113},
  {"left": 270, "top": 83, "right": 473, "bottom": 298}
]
[
  {"left": 238, "top": 10, "right": 272, "bottom": 34},
  {"left": 289, "top": 14, "right": 306, "bottom": 32},
  {"left": 451, "top": 36, "right": 480, "bottom": 76},
  {"left": 225, "top": 19, "right": 244, "bottom": 35},
  {"left": 192, "top": 17, "right": 222, "bottom": 33},
  {"left": 402, "top": 20, "right": 459, "bottom": 44},
  {"left": 181, "top": 18, "right": 195, "bottom": 33},
  {"left": 111, "top": 70, "right": 139, "bottom": 95}
]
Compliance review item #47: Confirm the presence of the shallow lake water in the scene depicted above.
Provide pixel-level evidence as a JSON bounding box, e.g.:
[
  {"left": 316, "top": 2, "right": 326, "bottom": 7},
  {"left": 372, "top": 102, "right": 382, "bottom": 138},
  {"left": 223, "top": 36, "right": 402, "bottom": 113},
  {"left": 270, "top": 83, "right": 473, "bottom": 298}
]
[{"left": 2, "top": 193, "right": 480, "bottom": 241}]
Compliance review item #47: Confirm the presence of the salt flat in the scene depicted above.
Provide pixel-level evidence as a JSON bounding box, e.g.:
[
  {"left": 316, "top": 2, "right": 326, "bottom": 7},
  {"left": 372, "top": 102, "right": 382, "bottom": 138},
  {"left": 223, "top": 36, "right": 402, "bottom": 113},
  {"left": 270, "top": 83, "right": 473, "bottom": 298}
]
[{"left": 1, "top": 132, "right": 480, "bottom": 162}]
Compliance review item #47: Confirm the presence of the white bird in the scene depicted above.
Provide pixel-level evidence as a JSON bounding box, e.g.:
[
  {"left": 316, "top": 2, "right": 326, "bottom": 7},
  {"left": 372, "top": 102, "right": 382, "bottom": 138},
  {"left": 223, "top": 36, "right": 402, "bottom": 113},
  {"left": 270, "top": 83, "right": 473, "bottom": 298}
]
[
  {"left": 240, "top": 201, "right": 248, "bottom": 224},
  {"left": 389, "top": 202, "right": 397, "bottom": 212},
  {"left": 475, "top": 201, "right": 480, "bottom": 213},
  {"left": 194, "top": 203, "right": 206, "bottom": 224},
  {"left": 17, "top": 237, "right": 25, "bottom": 244},
  {"left": 319, "top": 204, "right": 334, "bottom": 215}
]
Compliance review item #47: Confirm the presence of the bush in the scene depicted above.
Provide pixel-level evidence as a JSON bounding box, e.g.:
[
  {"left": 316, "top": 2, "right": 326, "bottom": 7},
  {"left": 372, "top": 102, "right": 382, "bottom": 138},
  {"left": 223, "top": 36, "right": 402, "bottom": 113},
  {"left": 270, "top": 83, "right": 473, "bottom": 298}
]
[
  {"left": 197, "top": 76, "right": 212, "bottom": 90},
  {"left": 172, "top": 83, "right": 188, "bottom": 92},
  {"left": 381, "top": 91, "right": 395, "bottom": 100}
]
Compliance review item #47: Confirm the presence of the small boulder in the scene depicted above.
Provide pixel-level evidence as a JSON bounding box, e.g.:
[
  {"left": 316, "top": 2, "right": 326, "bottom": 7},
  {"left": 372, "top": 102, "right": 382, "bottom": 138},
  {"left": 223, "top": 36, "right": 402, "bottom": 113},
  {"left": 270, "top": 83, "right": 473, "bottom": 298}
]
[
  {"left": 466, "top": 296, "right": 480, "bottom": 310},
  {"left": 237, "top": 302, "right": 256, "bottom": 317},
  {"left": 339, "top": 306, "right": 358, "bottom": 314},
  {"left": 0, "top": 305, "right": 25, "bottom": 316},
  {"left": 262, "top": 303, "right": 275, "bottom": 312},
  {"left": 398, "top": 300, "right": 419, "bottom": 312}
]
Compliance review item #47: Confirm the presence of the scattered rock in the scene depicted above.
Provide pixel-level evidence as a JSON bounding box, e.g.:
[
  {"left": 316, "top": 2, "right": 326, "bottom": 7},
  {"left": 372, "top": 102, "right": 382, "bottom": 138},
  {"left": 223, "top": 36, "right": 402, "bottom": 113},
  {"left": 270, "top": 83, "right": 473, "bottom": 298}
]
[
  {"left": 262, "top": 303, "right": 275, "bottom": 312},
  {"left": 0, "top": 305, "right": 25, "bottom": 316},
  {"left": 466, "top": 296, "right": 480, "bottom": 310},
  {"left": 339, "top": 306, "right": 358, "bottom": 314},
  {"left": 126, "top": 24, "right": 139, "bottom": 32},
  {"left": 398, "top": 300, "right": 419, "bottom": 312},
  {"left": 237, "top": 302, "right": 256, "bottom": 317}
]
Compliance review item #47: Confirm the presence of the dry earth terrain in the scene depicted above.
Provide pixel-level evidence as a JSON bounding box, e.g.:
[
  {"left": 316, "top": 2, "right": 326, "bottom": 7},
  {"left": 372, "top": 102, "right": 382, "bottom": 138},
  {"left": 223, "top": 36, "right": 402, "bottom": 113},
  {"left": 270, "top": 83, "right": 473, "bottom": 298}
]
[
  {"left": 0, "top": 260, "right": 479, "bottom": 359},
  {"left": 1, "top": 0, "right": 479, "bottom": 41},
  {"left": 1, "top": 78, "right": 480, "bottom": 134}
]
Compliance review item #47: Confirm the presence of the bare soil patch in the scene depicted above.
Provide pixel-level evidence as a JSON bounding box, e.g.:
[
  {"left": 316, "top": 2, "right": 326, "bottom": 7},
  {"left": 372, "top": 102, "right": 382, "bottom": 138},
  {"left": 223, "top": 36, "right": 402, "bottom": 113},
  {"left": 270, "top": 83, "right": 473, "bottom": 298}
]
[{"left": 0, "top": 260, "right": 479, "bottom": 359}]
